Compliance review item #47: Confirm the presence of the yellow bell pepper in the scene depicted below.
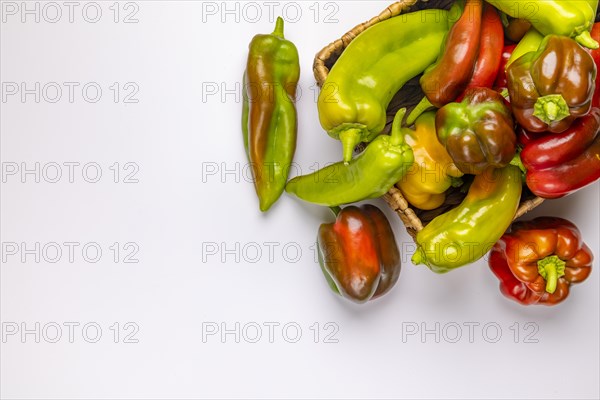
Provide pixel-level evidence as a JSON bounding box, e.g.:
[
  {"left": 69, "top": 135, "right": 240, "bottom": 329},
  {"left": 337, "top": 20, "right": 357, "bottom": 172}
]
[{"left": 397, "top": 111, "right": 463, "bottom": 210}]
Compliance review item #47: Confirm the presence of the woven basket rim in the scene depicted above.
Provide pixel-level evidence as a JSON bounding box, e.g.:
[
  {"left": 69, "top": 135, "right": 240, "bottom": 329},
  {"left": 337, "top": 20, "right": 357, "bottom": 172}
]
[{"left": 312, "top": 0, "right": 545, "bottom": 236}]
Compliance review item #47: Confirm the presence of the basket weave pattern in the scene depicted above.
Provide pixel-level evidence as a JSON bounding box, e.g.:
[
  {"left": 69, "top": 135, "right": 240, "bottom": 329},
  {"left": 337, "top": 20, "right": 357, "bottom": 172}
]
[{"left": 312, "top": 0, "right": 545, "bottom": 238}]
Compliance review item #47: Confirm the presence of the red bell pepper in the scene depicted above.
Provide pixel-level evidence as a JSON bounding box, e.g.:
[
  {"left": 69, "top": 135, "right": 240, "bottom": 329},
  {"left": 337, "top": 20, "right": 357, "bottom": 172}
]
[
  {"left": 522, "top": 109, "right": 600, "bottom": 169},
  {"left": 523, "top": 108, "right": 600, "bottom": 198},
  {"left": 587, "top": 23, "right": 600, "bottom": 107},
  {"left": 489, "top": 217, "right": 594, "bottom": 306},
  {"left": 517, "top": 127, "right": 544, "bottom": 147},
  {"left": 489, "top": 248, "right": 545, "bottom": 306}
]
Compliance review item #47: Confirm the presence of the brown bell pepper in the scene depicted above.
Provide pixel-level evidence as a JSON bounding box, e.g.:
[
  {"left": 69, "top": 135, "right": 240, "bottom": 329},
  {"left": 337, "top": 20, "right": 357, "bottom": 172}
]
[
  {"left": 436, "top": 87, "right": 517, "bottom": 175},
  {"left": 317, "top": 205, "right": 401, "bottom": 303},
  {"left": 490, "top": 217, "right": 593, "bottom": 306},
  {"left": 507, "top": 35, "right": 597, "bottom": 133}
]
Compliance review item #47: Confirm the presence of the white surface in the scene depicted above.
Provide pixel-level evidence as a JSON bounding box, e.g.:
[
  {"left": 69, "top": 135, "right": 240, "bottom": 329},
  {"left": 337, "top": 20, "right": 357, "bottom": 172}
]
[{"left": 1, "top": 1, "right": 599, "bottom": 399}]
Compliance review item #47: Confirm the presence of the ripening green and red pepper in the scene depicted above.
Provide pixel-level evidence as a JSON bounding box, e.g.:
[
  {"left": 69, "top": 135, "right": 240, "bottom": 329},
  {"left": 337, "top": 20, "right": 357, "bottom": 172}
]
[
  {"left": 460, "top": 3, "right": 504, "bottom": 94},
  {"left": 436, "top": 88, "right": 517, "bottom": 175},
  {"left": 317, "top": 205, "right": 401, "bottom": 303},
  {"left": 409, "top": 1, "right": 504, "bottom": 123},
  {"left": 506, "top": 35, "right": 597, "bottom": 133},
  {"left": 242, "top": 18, "right": 299, "bottom": 211},
  {"left": 489, "top": 217, "right": 593, "bottom": 305},
  {"left": 240, "top": 7, "right": 599, "bottom": 305},
  {"left": 420, "top": 0, "right": 483, "bottom": 107}
]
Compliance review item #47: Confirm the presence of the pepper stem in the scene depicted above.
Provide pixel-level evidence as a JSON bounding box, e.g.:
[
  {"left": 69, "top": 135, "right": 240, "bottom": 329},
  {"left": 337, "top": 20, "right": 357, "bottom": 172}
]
[
  {"left": 533, "top": 94, "right": 570, "bottom": 124},
  {"left": 575, "top": 30, "right": 599, "bottom": 50},
  {"left": 510, "top": 152, "right": 526, "bottom": 183},
  {"left": 339, "top": 129, "right": 362, "bottom": 164},
  {"left": 272, "top": 16, "right": 285, "bottom": 38},
  {"left": 406, "top": 97, "right": 434, "bottom": 126},
  {"left": 329, "top": 206, "right": 342, "bottom": 217},
  {"left": 411, "top": 248, "right": 426, "bottom": 266},
  {"left": 537, "top": 255, "right": 566, "bottom": 294},
  {"left": 390, "top": 108, "right": 407, "bottom": 146}
]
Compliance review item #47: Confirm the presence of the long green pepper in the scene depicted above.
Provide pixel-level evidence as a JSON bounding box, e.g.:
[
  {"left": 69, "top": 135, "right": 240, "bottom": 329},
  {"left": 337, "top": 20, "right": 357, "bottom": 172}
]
[
  {"left": 286, "top": 109, "right": 414, "bottom": 207},
  {"left": 242, "top": 17, "right": 300, "bottom": 212},
  {"left": 317, "top": 9, "right": 450, "bottom": 163},
  {"left": 412, "top": 165, "right": 522, "bottom": 273},
  {"left": 485, "top": 0, "right": 599, "bottom": 49}
]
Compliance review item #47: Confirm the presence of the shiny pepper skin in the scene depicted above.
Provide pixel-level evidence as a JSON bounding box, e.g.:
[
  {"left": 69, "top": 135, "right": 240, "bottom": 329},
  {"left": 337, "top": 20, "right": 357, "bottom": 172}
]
[
  {"left": 317, "top": 205, "right": 401, "bottom": 303},
  {"left": 436, "top": 87, "right": 517, "bottom": 175},
  {"left": 412, "top": 165, "right": 522, "bottom": 273},
  {"left": 286, "top": 109, "right": 414, "bottom": 207},
  {"left": 420, "top": 0, "right": 483, "bottom": 107},
  {"left": 485, "top": 0, "right": 599, "bottom": 49},
  {"left": 507, "top": 35, "right": 597, "bottom": 133},
  {"left": 242, "top": 17, "right": 300, "bottom": 212},
  {"left": 489, "top": 217, "right": 594, "bottom": 305},
  {"left": 317, "top": 9, "right": 449, "bottom": 163},
  {"left": 397, "top": 111, "right": 463, "bottom": 210}
]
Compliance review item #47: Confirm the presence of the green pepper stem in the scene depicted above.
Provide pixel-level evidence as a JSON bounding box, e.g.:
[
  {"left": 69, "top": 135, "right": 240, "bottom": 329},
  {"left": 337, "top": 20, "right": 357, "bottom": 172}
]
[
  {"left": 329, "top": 206, "right": 342, "bottom": 217},
  {"left": 411, "top": 248, "right": 426, "bottom": 266},
  {"left": 406, "top": 97, "right": 435, "bottom": 126},
  {"left": 510, "top": 152, "right": 526, "bottom": 183},
  {"left": 533, "top": 94, "right": 570, "bottom": 124},
  {"left": 390, "top": 108, "right": 407, "bottom": 146},
  {"left": 537, "top": 255, "right": 566, "bottom": 294},
  {"left": 575, "top": 30, "right": 599, "bottom": 50},
  {"left": 339, "top": 129, "right": 362, "bottom": 164},
  {"left": 450, "top": 177, "right": 464, "bottom": 188},
  {"left": 272, "top": 16, "right": 285, "bottom": 38}
]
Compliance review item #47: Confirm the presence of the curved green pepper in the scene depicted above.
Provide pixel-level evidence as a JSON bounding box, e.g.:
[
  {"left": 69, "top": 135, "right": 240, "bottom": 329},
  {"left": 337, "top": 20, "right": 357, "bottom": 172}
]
[
  {"left": 317, "top": 9, "right": 449, "bottom": 163},
  {"left": 242, "top": 17, "right": 300, "bottom": 212},
  {"left": 286, "top": 109, "right": 414, "bottom": 207},
  {"left": 412, "top": 165, "right": 522, "bottom": 273},
  {"left": 485, "top": 0, "right": 599, "bottom": 49},
  {"left": 506, "top": 27, "right": 543, "bottom": 68}
]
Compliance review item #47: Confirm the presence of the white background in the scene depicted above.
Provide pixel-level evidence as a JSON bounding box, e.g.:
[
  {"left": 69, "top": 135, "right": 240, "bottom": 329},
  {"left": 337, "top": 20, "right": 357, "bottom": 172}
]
[{"left": 1, "top": 1, "right": 599, "bottom": 399}]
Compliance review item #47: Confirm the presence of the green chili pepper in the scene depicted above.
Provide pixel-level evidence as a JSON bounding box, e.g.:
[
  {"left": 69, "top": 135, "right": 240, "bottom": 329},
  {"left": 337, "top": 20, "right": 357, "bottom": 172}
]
[
  {"left": 485, "top": 0, "right": 599, "bottom": 49},
  {"left": 412, "top": 165, "right": 522, "bottom": 273},
  {"left": 317, "top": 9, "right": 450, "bottom": 163},
  {"left": 286, "top": 109, "right": 414, "bottom": 207},
  {"left": 242, "top": 17, "right": 300, "bottom": 212}
]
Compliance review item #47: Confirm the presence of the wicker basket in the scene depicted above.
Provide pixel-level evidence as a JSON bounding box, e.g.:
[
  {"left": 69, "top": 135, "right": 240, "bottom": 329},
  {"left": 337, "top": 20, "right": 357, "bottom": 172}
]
[{"left": 313, "top": 0, "right": 545, "bottom": 239}]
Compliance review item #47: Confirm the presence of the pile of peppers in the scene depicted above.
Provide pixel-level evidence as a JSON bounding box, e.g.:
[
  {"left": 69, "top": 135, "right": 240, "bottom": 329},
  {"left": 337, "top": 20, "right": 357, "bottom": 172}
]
[{"left": 241, "top": 1, "right": 598, "bottom": 306}]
